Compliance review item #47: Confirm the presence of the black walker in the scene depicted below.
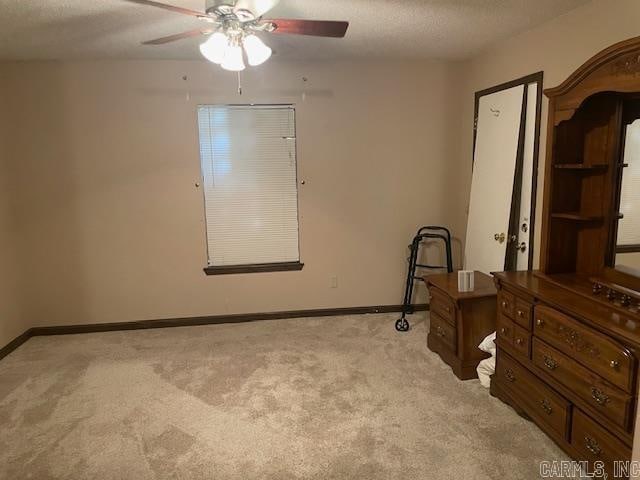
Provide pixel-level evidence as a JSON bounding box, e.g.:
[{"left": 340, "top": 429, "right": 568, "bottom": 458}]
[{"left": 395, "top": 226, "right": 453, "bottom": 332}]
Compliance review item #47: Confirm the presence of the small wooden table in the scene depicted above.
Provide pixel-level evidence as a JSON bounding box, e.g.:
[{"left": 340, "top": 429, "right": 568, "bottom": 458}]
[{"left": 424, "top": 271, "right": 497, "bottom": 380}]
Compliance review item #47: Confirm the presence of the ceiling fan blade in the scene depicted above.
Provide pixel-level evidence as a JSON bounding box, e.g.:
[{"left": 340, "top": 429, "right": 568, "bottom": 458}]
[
  {"left": 125, "top": 0, "right": 206, "bottom": 18},
  {"left": 142, "top": 28, "right": 213, "bottom": 45},
  {"left": 267, "top": 19, "right": 349, "bottom": 38},
  {"left": 234, "top": 0, "right": 279, "bottom": 17}
]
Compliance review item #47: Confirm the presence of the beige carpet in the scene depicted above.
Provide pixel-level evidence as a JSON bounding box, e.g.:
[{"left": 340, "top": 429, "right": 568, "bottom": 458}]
[{"left": 0, "top": 312, "right": 567, "bottom": 479}]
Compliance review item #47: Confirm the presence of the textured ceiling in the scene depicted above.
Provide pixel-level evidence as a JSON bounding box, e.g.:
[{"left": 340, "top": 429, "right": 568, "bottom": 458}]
[{"left": 0, "top": 0, "right": 589, "bottom": 61}]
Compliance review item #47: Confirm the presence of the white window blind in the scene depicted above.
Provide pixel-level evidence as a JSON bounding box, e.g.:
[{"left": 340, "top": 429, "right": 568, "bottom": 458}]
[
  {"left": 619, "top": 120, "right": 640, "bottom": 245},
  {"left": 197, "top": 105, "right": 300, "bottom": 266}
]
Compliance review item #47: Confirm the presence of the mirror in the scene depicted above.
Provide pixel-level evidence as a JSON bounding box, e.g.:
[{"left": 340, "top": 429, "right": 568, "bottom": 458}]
[{"left": 614, "top": 114, "right": 640, "bottom": 275}]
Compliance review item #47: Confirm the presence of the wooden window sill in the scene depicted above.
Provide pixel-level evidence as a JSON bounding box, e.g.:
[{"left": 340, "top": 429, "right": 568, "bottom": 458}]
[
  {"left": 204, "top": 262, "right": 304, "bottom": 276},
  {"left": 617, "top": 244, "right": 640, "bottom": 254}
]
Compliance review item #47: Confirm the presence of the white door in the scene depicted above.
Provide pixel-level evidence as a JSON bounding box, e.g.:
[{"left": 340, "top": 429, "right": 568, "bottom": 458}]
[{"left": 464, "top": 85, "right": 525, "bottom": 274}]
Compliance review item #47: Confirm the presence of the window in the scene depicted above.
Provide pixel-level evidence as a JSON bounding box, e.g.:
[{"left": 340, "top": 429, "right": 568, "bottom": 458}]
[{"left": 197, "top": 105, "right": 302, "bottom": 274}]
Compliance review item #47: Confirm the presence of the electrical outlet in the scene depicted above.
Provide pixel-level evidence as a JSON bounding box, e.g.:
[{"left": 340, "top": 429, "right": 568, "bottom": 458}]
[{"left": 331, "top": 276, "right": 338, "bottom": 288}]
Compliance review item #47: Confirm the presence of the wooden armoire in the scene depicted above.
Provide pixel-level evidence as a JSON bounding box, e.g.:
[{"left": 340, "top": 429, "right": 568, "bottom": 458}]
[{"left": 492, "top": 36, "right": 640, "bottom": 479}]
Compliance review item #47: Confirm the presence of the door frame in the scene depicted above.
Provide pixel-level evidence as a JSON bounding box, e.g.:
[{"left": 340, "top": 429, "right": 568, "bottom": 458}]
[{"left": 473, "top": 71, "right": 544, "bottom": 270}]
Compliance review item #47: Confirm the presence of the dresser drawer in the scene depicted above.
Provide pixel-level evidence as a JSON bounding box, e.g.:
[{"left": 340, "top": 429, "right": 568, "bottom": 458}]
[
  {"left": 514, "top": 298, "right": 532, "bottom": 330},
  {"left": 532, "top": 339, "right": 633, "bottom": 431},
  {"left": 499, "top": 290, "right": 515, "bottom": 319},
  {"left": 512, "top": 323, "right": 531, "bottom": 360},
  {"left": 430, "top": 289, "right": 455, "bottom": 326},
  {"left": 534, "top": 305, "right": 635, "bottom": 393},
  {"left": 571, "top": 409, "right": 631, "bottom": 479},
  {"left": 496, "top": 313, "right": 514, "bottom": 347},
  {"left": 497, "top": 352, "right": 571, "bottom": 440},
  {"left": 430, "top": 313, "right": 456, "bottom": 353}
]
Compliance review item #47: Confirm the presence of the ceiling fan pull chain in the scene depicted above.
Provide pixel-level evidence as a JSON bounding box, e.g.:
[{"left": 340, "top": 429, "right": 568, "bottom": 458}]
[{"left": 237, "top": 71, "right": 243, "bottom": 95}]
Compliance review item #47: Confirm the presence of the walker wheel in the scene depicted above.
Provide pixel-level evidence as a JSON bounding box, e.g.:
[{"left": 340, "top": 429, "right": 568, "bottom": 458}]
[{"left": 395, "top": 318, "right": 410, "bottom": 332}]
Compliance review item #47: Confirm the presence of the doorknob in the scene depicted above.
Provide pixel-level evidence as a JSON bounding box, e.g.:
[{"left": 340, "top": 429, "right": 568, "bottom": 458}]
[
  {"left": 494, "top": 233, "right": 506, "bottom": 244},
  {"left": 517, "top": 242, "right": 527, "bottom": 253}
]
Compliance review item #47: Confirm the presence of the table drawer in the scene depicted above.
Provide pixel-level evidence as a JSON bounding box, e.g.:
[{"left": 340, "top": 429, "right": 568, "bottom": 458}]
[
  {"left": 512, "top": 323, "right": 531, "bottom": 360},
  {"left": 534, "top": 305, "right": 635, "bottom": 393},
  {"left": 499, "top": 290, "right": 515, "bottom": 319},
  {"left": 497, "top": 352, "right": 571, "bottom": 440},
  {"left": 430, "top": 313, "right": 457, "bottom": 353},
  {"left": 430, "top": 289, "right": 455, "bottom": 326},
  {"left": 571, "top": 409, "right": 631, "bottom": 479},
  {"left": 514, "top": 298, "right": 532, "bottom": 330},
  {"left": 532, "top": 339, "right": 633, "bottom": 431}
]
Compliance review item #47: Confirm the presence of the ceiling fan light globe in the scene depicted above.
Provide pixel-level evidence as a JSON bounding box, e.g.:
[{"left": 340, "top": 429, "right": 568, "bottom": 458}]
[
  {"left": 221, "top": 44, "right": 246, "bottom": 71},
  {"left": 243, "top": 34, "right": 272, "bottom": 66},
  {"left": 199, "top": 32, "right": 227, "bottom": 64}
]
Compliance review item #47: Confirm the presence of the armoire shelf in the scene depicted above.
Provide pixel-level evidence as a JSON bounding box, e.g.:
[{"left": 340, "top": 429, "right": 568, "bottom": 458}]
[
  {"left": 553, "top": 163, "right": 608, "bottom": 171},
  {"left": 550, "top": 212, "right": 604, "bottom": 222}
]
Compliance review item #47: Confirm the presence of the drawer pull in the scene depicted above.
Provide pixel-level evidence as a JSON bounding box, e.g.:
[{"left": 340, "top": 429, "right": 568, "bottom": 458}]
[
  {"left": 505, "top": 368, "right": 515, "bottom": 382},
  {"left": 515, "top": 337, "right": 524, "bottom": 346},
  {"left": 435, "top": 326, "right": 446, "bottom": 338},
  {"left": 500, "top": 327, "right": 508, "bottom": 334},
  {"left": 584, "top": 436, "right": 602, "bottom": 456},
  {"left": 501, "top": 301, "right": 508, "bottom": 308},
  {"left": 536, "top": 318, "right": 544, "bottom": 326},
  {"left": 543, "top": 355, "right": 558, "bottom": 370},
  {"left": 517, "top": 310, "right": 525, "bottom": 318},
  {"left": 540, "top": 399, "right": 553, "bottom": 415},
  {"left": 610, "top": 360, "right": 620, "bottom": 369},
  {"left": 590, "top": 387, "right": 610, "bottom": 406}
]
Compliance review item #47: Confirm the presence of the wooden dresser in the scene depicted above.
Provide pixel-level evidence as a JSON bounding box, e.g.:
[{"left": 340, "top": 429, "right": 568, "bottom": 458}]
[
  {"left": 491, "top": 37, "right": 640, "bottom": 479},
  {"left": 492, "top": 272, "right": 636, "bottom": 477},
  {"left": 425, "top": 271, "right": 496, "bottom": 380}
]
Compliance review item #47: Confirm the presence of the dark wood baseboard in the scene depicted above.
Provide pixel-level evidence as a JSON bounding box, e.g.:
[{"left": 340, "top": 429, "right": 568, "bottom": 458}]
[
  {"left": 0, "top": 329, "right": 34, "bottom": 361},
  {"left": 0, "top": 303, "right": 429, "bottom": 360}
]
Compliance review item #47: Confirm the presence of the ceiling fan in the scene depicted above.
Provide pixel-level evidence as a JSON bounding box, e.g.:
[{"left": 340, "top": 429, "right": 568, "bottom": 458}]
[{"left": 126, "top": 0, "right": 349, "bottom": 71}]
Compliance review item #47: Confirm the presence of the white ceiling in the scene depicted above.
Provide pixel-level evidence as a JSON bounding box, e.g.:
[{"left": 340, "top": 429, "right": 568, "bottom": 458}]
[{"left": 0, "top": 0, "right": 589, "bottom": 62}]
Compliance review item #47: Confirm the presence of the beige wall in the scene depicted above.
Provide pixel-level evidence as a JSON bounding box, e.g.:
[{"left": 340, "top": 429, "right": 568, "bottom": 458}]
[
  {"left": 0, "top": 70, "right": 24, "bottom": 347},
  {"left": 1, "top": 0, "right": 635, "bottom": 336},
  {"left": 457, "top": 0, "right": 640, "bottom": 267},
  {"left": 1, "top": 59, "right": 465, "bottom": 328},
  {"left": 457, "top": 0, "right": 640, "bottom": 467}
]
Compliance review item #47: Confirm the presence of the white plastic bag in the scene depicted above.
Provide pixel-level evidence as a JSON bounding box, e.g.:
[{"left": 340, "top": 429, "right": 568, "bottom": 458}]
[
  {"left": 477, "top": 332, "right": 497, "bottom": 388},
  {"left": 477, "top": 356, "right": 495, "bottom": 388},
  {"left": 478, "top": 332, "right": 496, "bottom": 356}
]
